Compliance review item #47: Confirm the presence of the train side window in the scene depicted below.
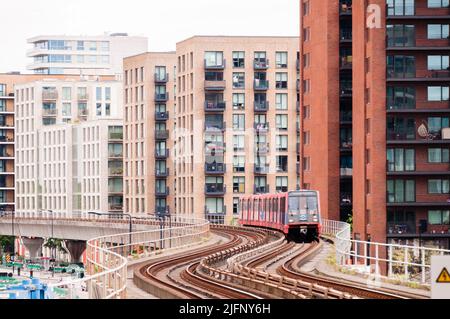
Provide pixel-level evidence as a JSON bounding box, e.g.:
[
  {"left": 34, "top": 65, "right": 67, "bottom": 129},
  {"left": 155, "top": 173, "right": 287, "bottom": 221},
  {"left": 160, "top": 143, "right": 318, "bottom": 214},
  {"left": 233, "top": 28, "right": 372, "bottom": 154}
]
[{"left": 273, "top": 198, "right": 278, "bottom": 223}]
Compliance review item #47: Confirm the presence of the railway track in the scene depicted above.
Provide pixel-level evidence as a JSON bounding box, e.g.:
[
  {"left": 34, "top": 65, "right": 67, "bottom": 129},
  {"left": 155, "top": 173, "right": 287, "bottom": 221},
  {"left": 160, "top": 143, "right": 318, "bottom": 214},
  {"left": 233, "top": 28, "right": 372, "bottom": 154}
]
[
  {"left": 277, "top": 241, "right": 429, "bottom": 300},
  {"left": 134, "top": 225, "right": 280, "bottom": 299}
]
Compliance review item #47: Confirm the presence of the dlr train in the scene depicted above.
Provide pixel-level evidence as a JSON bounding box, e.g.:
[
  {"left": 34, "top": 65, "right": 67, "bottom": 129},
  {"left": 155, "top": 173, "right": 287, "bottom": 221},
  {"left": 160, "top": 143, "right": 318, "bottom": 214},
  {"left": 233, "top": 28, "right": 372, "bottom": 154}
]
[{"left": 239, "top": 190, "right": 321, "bottom": 240}]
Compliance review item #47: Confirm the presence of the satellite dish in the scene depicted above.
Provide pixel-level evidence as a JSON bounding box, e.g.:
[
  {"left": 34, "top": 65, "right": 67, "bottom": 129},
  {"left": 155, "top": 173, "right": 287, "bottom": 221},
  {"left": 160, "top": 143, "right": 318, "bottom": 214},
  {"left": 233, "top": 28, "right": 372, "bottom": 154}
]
[{"left": 418, "top": 124, "right": 428, "bottom": 138}]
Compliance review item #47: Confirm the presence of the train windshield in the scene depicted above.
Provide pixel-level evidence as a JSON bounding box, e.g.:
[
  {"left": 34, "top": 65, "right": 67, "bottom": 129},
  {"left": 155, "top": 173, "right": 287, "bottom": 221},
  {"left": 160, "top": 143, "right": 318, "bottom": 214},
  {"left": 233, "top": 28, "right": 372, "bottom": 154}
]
[{"left": 288, "top": 194, "right": 318, "bottom": 213}]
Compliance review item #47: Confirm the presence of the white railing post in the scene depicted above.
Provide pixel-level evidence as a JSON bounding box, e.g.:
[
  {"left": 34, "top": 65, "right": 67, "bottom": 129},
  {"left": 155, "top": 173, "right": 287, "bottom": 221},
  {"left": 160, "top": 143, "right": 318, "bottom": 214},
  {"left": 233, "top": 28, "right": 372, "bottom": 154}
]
[
  {"left": 404, "top": 246, "right": 409, "bottom": 280},
  {"left": 388, "top": 245, "right": 393, "bottom": 278}
]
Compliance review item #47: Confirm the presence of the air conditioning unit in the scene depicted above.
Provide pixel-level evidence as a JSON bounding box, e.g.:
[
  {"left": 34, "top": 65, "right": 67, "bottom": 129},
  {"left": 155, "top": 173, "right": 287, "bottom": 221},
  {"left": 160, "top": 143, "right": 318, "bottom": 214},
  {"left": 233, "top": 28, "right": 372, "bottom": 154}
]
[{"left": 442, "top": 128, "right": 450, "bottom": 140}]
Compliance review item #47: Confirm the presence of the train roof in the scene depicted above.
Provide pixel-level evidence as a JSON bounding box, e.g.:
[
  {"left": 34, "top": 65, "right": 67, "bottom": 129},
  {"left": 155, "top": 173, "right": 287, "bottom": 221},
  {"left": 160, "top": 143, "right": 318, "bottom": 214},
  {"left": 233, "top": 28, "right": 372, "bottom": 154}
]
[{"left": 240, "top": 190, "right": 319, "bottom": 200}]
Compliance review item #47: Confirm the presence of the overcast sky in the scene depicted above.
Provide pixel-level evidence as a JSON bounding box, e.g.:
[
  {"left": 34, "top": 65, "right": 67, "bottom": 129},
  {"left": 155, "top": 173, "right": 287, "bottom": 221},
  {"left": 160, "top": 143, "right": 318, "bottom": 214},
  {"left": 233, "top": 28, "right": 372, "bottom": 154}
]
[{"left": 0, "top": 0, "right": 299, "bottom": 73}]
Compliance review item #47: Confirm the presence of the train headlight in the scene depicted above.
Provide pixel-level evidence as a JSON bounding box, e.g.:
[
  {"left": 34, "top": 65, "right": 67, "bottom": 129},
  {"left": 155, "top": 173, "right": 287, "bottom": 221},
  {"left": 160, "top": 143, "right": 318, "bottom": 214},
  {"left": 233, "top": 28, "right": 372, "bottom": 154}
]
[{"left": 289, "top": 219, "right": 294, "bottom": 223}]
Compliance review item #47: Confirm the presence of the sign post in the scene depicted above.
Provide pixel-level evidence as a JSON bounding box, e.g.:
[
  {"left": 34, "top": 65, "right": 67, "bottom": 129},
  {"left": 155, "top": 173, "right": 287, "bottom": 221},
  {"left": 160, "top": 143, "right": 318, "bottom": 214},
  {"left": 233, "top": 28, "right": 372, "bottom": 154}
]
[{"left": 431, "top": 256, "right": 450, "bottom": 299}]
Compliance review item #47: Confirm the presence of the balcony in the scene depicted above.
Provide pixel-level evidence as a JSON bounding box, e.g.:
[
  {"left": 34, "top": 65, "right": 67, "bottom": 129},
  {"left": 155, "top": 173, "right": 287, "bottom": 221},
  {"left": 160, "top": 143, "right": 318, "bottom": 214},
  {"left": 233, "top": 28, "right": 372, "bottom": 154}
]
[
  {"left": 340, "top": 56, "right": 353, "bottom": 70},
  {"left": 340, "top": 29, "right": 352, "bottom": 42},
  {"left": 339, "top": 2, "right": 352, "bottom": 15},
  {"left": 108, "top": 151, "right": 123, "bottom": 159},
  {"left": 0, "top": 136, "right": 14, "bottom": 143},
  {"left": 155, "top": 93, "right": 169, "bottom": 102},
  {"left": 387, "top": 4, "right": 450, "bottom": 20},
  {"left": 78, "top": 109, "right": 88, "bottom": 117},
  {"left": 254, "top": 164, "right": 270, "bottom": 174},
  {"left": 205, "top": 163, "right": 226, "bottom": 175},
  {"left": 387, "top": 70, "right": 450, "bottom": 82},
  {"left": 254, "top": 60, "right": 269, "bottom": 70},
  {"left": 204, "top": 80, "right": 226, "bottom": 91},
  {"left": 254, "top": 123, "right": 269, "bottom": 133},
  {"left": 155, "top": 168, "right": 170, "bottom": 178},
  {"left": 108, "top": 167, "right": 124, "bottom": 176},
  {"left": 77, "top": 93, "right": 89, "bottom": 101},
  {"left": 108, "top": 132, "right": 123, "bottom": 141},
  {"left": 154, "top": 73, "right": 169, "bottom": 83},
  {"left": 156, "top": 206, "right": 170, "bottom": 215},
  {"left": 155, "top": 129, "right": 169, "bottom": 140},
  {"left": 254, "top": 79, "right": 269, "bottom": 91},
  {"left": 205, "top": 122, "right": 226, "bottom": 132},
  {"left": 254, "top": 101, "right": 269, "bottom": 112},
  {"left": 255, "top": 143, "right": 270, "bottom": 154},
  {"left": 296, "top": 142, "right": 301, "bottom": 154},
  {"left": 205, "top": 184, "right": 226, "bottom": 196},
  {"left": 155, "top": 111, "right": 169, "bottom": 121},
  {"left": 340, "top": 83, "right": 352, "bottom": 97},
  {"left": 387, "top": 222, "right": 416, "bottom": 236},
  {"left": 386, "top": 37, "right": 450, "bottom": 51},
  {"left": 340, "top": 111, "right": 352, "bottom": 124},
  {"left": 204, "top": 206, "right": 226, "bottom": 219},
  {"left": 155, "top": 149, "right": 169, "bottom": 159},
  {"left": 340, "top": 140, "right": 353, "bottom": 150},
  {"left": 340, "top": 168, "right": 353, "bottom": 177},
  {"left": 42, "top": 90, "right": 58, "bottom": 101},
  {"left": 204, "top": 101, "right": 226, "bottom": 112},
  {"left": 387, "top": 130, "right": 450, "bottom": 145},
  {"left": 204, "top": 59, "right": 226, "bottom": 70},
  {"left": 42, "top": 108, "right": 57, "bottom": 117},
  {"left": 108, "top": 203, "right": 124, "bottom": 212},
  {"left": 156, "top": 187, "right": 170, "bottom": 197},
  {"left": 341, "top": 193, "right": 352, "bottom": 206},
  {"left": 254, "top": 185, "right": 270, "bottom": 194}
]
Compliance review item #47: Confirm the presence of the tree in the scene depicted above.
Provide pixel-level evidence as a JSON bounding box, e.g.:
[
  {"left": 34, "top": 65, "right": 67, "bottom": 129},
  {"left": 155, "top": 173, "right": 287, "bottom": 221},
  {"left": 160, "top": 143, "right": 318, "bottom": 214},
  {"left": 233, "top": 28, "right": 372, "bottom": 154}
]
[
  {"left": 44, "top": 238, "right": 66, "bottom": 253},
  {"left": 0, "top": 236, "right": 14, "bottom": 254}
]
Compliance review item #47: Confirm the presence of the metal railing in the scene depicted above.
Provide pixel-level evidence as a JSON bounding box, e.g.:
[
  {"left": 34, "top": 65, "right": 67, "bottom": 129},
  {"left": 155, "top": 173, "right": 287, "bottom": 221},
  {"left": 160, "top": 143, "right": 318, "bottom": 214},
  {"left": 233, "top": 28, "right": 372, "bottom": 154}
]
[
  {"left": 321, "top": 219, "right": 450, "bottom": 285},
  {"left": 0, "top": 212, "right": 210, "bottom": 299}
]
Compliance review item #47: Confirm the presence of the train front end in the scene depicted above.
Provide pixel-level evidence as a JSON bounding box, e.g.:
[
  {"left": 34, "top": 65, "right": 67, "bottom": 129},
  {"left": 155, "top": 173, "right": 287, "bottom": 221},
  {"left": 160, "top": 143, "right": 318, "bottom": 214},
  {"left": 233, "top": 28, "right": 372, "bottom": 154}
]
[{"left": 286, "top": 191, "right": 321, "bottom": 241}]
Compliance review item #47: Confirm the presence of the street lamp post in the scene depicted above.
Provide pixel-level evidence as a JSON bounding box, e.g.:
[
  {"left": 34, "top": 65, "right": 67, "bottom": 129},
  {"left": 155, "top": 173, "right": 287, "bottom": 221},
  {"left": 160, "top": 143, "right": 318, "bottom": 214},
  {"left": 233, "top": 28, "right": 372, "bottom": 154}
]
[
  {"left": 11, "top": 211, "right": 15, "bottom": 273},
  {"left": 48, "top": 210, "right": 54, "bottom": 278}
]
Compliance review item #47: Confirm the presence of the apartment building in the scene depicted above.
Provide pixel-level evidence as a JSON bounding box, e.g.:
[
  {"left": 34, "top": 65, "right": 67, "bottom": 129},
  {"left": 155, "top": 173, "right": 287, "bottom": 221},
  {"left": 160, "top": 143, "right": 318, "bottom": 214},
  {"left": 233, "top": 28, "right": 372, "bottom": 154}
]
[
  {"left": 174, "top": 36, "right": 300, "bottom": 223},
  {"left": 27, "top": 33, "right": 148, "bottom": 76},
  {"left": 14, "top": 77, "right": 124, "bottom": 216},
  {"left": 300, "top": 0, "right": 450, "bottom": 249},
  {"left": 123, "top": 52, "right": 176, "bottom": 216}
]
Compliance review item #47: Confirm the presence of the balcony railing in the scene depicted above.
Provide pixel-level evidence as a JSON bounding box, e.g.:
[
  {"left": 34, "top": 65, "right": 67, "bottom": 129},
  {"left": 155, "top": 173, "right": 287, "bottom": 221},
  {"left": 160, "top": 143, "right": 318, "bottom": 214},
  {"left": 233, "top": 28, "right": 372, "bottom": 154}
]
[
  {"left": 341, "top": 140, "right": 353, "bottom": 149},
  {"left": 155, "top": 206, "right": 170, "bottom": 215},
  {"left": 204, "top": 59, "right": 226, "bottom": 70},
  {"left": 108, "top": 203, "right": 124, "bottom": 211},
  {"left": 254, "top": 164, "right": 270, "bottom": 174},
  {"left": 339, "top": 2, "right": 352, "bottom": 14},
  {"left": 205, "top": 184, "right": 226, "bottom": 196},
  {"left": 254, "top": 59, "right": 269, "bottom": 70},
  {"left": 155, "top": 111, "right": 169, "bottom": 121},
  {"left": 155, "top": 93, "right": 169, "bottom": 102},
  {"left": 154, "top": 73, "right": 169, "bottom": 83},
  {"left": 42, "top": 91, "right": 58, "bottom": 100},
  {"left": 156, "top": 187, "right": 170, "bottom": 197},
  {"left": 204, "top": 206, "right": 226, "bottom": 216},
  {"left": 387, "top": 222, "right": 416, "bottom": 235},
  {"left": 340, "top": 168, "right": 353, "bottom": 177},
  {"left": 155, "top": 149, "right": 169, "bottom": 159},
  {"left": 340, "top": 30, "right": 352, "bottom": 41},
  {"left": 255, "top": 143, "right": 270, "bottom": 154},
  {"left": 254, "top": 185, "right": 270, "bottom": 194},
  {"left": 0, "top": 136, "right": 13, "bottom": 143},
  {"left": 340, "top": 83, "right": 352, "bottom": 96},
  {"left": 77, "top": 94, "right": 89, "bottom": 101},
  {"left": 108, "top": 167, "right": 124, "bottom": 176},
  {"left": 108, "top": 133, "right": 123, "bottom": 140},
  {"left": 254, "top": 123, "right": 269, "bottom": 133},
  {"left": 42, "top": 108, "right": 57, "bottom": 117},
  {"left": 205, "top": 163, "right": 226, "bottom": 174},
  {"left": 205, "top": 122, "right": 226, "bottom": 132},
  {"left": 155, "top": 168, "right": 169, "bottom": 177},
  {"left": 340, "top": 56, "right": 353, "bottom": 69},
  {"left": 78, "top": 109, "right": 88, "bottom": 117},
  {"left": 254, "top": 79, "right": 269, "bottom": 90},
  {"left": 204, "top": 101, "right": 226, "bottom": 112},
  {"left": 204, "top": 80, "right": 226, "bottom": 91},
  {"left": 108, "top": 151, "right": 123, "bottom": 158},
  {"left": 254, "top": 101, "right": 269, "bottom": 112},
  {"left": 155, "top": 130, "right": 169, "bottom": 140},
  {"left": 341, "top": 193, "right": 352, "bottom": 205},
  {"left": 388, "top": 69, "right": 450, "bottom": 81}
]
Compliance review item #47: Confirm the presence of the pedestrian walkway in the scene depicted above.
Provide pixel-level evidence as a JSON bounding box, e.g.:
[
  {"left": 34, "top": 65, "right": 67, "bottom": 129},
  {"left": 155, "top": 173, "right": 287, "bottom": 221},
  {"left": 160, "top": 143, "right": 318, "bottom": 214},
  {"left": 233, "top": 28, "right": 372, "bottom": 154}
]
[{"left": 301, "top": 242, "right": 431, "bottom": 298}]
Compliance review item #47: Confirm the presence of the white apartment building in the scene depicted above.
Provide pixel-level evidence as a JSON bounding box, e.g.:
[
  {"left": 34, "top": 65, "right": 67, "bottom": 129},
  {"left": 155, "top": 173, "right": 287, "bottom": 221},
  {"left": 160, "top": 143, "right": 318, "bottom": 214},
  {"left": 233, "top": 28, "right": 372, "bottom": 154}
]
[
  {"left": 27, "top": 33, "right": 148, "bottom": 76},
  {"left": 15, "top": 78, "right": 124, "bottom": 216}
]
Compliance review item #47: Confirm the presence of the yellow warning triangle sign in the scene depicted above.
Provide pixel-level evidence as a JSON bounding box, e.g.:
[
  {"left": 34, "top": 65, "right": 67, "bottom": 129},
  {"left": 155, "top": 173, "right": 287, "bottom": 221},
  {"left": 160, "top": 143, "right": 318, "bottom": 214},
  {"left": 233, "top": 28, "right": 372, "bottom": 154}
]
[{"left": 437, "top": 268, "right": 450, "bottom": 283}]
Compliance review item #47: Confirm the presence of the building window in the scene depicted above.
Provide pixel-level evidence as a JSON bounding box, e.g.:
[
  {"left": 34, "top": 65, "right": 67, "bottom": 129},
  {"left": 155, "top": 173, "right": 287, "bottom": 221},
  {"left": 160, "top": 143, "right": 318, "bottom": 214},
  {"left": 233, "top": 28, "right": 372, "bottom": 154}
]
[
  {"left": 428, "top": 55, "right": 449, "bottom": 71},
  {"left": 428, "top": 24, "right": 450, "bottom": 39},
  {"left": 205, "top": 51, "right": 224, "bottom": 67},
  {"left": 233, "top": 177, "right": 245, "bottom": 193},
  {"left": 276, "top": 114, "right": 288, "bottom": 131},
  {"left": 232, "top": 51, "right": 245, "bottom": 68},
  {"left": 62, "top": 87, "right": 71, "bottom": 100},
  {"left": 205, "top": 197, "right": 224, "bottom": 214},
  {"left": 428, "top": 0, "right": 450, "bottom": 7},
  {"left": 275, "top": 73, "right": 288, "bottom": 89},
  {"left": 276, "top": 177, "right": 288, "bottom": 193},
  {"left": 303, "top": 0, "right": 310, "bottom": 15},
  {"left": 276, "top": 156, "right": 288, "bottom": 172},
  {"left": 233, "top": 198, "right": 240, "bottom": 215},
  {"left": 276, "top": 94, "right": 288, "bottom": 110},
  {"left": 233, "top": 135, "right": 245, "bottom": 152},
  {"left": 233, "top": 93, "right": 245, "bottom": 110},
  {"left": 232, "top": 72, "right": 245, "bottom": 89},
  {"left": 276, "top": 135, "right": 288, "bottom": 151},
  {"left": 387, "top": 0, "right": 415, "bottom": 16},
  {"left": 96, "top": 103, "right": 102, "bottom": 116},
  {"left": 303, "top": 27, "right": 310, "bottom": 41},
  {"left": 387, "top": 180, "right": 416, "bottom": 203},
  {"left": 387, "top": 55, "right": 416, "bottom": 78},
  {"left": 428, "top": 179, "right": 450, "bottom": 194},
  {"left": 232, "top": 114, "right": 245, "bottom": 131},
  {"left": 303, "top": 79, "right": 310, "bottom": 93},
  {"left": 387, "top": 24, "right": 416, "bottom": 47},
  {"left": 233, "top": 156, "right": 245, "bottom": 173},
  {"left": 387, "top": 86, "right": 416, "bottom": 109},
  {"left": 428, "top": 86, "right": 449, "bottom": 101},
  {"left": 387, "top": 149, "right": 415, "bottom": 172},
  {"left": 428, "top": 117, "right": 449, "bottom": 133},
  {"left": 428, "top": 210, "right": 450, "bottom": 225},
  {"left": 303, "top": 53, "right": 310, "bottom": 68},
  {"left": 275, "top": 52, "right": 288, "bottom": 68},
  {"left": 303, "top": 157, "right": 310, "bottom": 171},
  {"left": 428, "top": 148, "right": 450, "bottom": 163}
]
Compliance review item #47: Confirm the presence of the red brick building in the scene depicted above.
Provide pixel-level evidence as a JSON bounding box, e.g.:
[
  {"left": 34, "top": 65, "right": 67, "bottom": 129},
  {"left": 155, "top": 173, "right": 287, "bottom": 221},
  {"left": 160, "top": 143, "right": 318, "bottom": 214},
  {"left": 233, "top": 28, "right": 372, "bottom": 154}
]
[{"left": 300, "top": 0, "right": 450, "bottom": 249}]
